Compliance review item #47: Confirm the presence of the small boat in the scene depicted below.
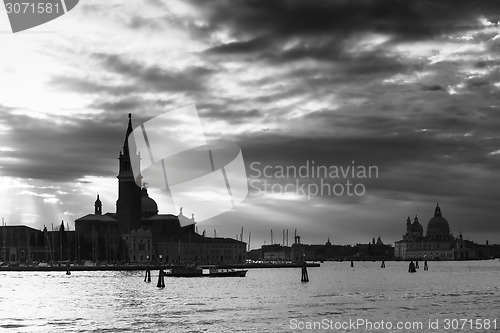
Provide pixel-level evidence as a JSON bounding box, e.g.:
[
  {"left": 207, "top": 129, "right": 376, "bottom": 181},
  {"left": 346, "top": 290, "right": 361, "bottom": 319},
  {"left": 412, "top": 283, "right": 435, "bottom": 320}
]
[{"left": 165, "top": 265, "right": 247, "bottom": 277}]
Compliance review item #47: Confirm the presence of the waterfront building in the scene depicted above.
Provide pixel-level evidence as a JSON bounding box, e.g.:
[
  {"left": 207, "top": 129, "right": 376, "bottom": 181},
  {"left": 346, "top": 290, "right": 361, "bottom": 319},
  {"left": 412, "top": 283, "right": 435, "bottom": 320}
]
[
  {"left": 158, "top": 235, "right": 246, "bottom": 265},
  {"left": 123, "top": 227, "right": 153, "bottom": 263},
  {"left": 252, "top": 236, "right": 391, "bottom": 263},
  {"left": 0, "top": 225, "right": 43, "bottom": 263},
  {"left": 355, "top": 237, "right": 394, "bottom": 258},
  {"left": 261, "top": 244, "right": 291, "bottom": 262},
  {"left": 394, "top": 204, "right": 490, "bottom": 260},
  {"left": 0, "top": 222, "right": 75, "bottom": 264}
]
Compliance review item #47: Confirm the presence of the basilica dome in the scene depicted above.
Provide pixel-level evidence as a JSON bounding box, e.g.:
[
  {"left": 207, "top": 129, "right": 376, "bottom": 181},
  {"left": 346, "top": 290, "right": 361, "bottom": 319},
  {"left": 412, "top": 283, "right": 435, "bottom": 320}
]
[
  {"left": 411, "top": 216, "right": 423, "bottom": 233},
  {"left": 141, "top": 188, "right": 158, "bottom": 217},
  {"left": 427, "top": 204, "right": 450, "bottom": 234}
]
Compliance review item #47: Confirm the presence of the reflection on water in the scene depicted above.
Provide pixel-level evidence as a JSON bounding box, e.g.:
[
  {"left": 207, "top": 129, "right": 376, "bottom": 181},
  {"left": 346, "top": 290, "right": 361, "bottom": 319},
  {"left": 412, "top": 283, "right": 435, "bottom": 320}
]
[{"left": 0, "top": 261, "right": 499, "bottom": 332}]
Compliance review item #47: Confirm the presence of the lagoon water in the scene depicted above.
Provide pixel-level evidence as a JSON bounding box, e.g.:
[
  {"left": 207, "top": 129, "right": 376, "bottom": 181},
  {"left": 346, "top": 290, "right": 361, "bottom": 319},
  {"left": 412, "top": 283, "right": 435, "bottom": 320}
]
[{"left": 1, "top": 261, "right": 499, "bottom": 332}]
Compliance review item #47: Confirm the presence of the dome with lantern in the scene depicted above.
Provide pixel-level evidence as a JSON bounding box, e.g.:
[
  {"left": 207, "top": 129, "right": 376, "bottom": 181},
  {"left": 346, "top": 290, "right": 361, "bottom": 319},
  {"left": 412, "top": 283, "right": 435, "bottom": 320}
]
[{"left": 427, "top": 203, "right": 450, "bottom": 237}]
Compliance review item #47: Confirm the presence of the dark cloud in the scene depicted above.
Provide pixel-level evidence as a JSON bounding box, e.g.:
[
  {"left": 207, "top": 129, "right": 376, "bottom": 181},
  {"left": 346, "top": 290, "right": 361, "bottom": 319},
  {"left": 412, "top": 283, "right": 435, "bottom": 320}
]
[
  {"left": 96, "top": 53, "right": 213, "bottom": 93},
  {"left": 50, "top": 76, "right": 135, "bottom": 95},
  {"left": 51, "top": 54, "right": 215, "bottom": 96},
  {"left": 90, "top": 96, "right": 176, "bottom": 114},
  {"left": 198, "top": 0, "right": 499, "bottom": 65},
  {"left": 198, "top": 103, "right": 262, "bottom": 124},
  {"left": 205, "top": 36, "right": 274, "bottom": 55},
  {"left": 237, "top": 105, "right": 500, "bottom": 201},
  {"left": 421, "top": 84, "right": 445, "bottom": 91},
  {"left": 0, "top": 110, "right": 133, "bottom": 181},
  {"left": 196, "top": 0, "right": 498, "bottom": 40}
]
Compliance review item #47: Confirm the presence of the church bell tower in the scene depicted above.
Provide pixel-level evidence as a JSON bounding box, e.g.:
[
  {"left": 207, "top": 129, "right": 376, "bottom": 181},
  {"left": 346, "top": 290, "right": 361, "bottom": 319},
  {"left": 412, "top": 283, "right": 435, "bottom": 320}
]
[
  {"left": 116, "top": 113, "right": 142, "bottom": 232},
  {"left": 95, "top": 194, "right": 102, "bottom": 215}
]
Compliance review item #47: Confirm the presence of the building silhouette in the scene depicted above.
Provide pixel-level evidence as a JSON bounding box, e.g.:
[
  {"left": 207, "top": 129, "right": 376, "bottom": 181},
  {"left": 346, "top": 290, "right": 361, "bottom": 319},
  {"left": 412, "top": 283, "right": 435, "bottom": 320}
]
[
  {"left": 73, "top": 113, "right": 247, "bottom": 264},
  {"left": 0, "top": 221, "right": 74, "bottom": 264},
  {"left": 394, "top": 204, "right": 495, "bottom": 260},
  {"left": 248, "top": 235, "right": 394, "bottom": 262}
]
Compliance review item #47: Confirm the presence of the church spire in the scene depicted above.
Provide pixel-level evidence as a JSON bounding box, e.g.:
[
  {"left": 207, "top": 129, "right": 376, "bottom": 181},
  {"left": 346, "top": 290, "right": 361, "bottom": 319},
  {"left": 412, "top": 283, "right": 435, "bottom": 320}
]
[
  {"left": 116, "top": 113, "right": 142, "bottom": 232},
  {"left": 123, "top": 113, "right": 133, "bottom": 156}
]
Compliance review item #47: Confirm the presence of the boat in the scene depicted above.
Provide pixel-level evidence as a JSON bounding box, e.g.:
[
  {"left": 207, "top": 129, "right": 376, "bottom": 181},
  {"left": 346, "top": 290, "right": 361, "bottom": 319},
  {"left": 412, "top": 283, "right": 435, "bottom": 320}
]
[{"left": 165, "top": 265, "right": 247, "bottom": 277}]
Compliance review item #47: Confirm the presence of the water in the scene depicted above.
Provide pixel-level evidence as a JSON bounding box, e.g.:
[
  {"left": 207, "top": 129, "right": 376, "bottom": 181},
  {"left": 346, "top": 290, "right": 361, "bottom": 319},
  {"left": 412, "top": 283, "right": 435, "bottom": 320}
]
[{"left": 1, "top": 261, "right": 499, "bottom": 332}]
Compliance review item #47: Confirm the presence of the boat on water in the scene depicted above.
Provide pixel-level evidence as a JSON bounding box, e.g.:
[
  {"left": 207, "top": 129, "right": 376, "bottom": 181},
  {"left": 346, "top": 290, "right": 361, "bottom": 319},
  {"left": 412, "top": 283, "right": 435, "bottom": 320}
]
[{"left": 165, "top": 265, "right": 247, "bottom": 277}]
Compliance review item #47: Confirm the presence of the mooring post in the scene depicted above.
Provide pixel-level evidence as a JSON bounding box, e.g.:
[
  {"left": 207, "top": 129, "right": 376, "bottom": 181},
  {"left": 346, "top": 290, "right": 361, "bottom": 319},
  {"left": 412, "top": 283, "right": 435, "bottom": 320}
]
[
  {"left": 350, "top": 260, "right": 354, "bottom": 268},
  {"left": 145, "top": 269, "right": 151, "bottom": 282},
  {"left": 424, "top": 260, "right": 428, "bottom": 271},
  {"left": 381, "top": 260, "right": 385, "bottom": 268},
  {"left": 408, "top": 261, "right": 416, "bottom": 273},
  {"left": 301, "top": 262, "right": 309, "bottom": 282},
  {"left": 157, "top": 269, "right": 165, "bottom": 288},
  {"left": 66, "top": 263, "right": 71, "bottom": 275}
]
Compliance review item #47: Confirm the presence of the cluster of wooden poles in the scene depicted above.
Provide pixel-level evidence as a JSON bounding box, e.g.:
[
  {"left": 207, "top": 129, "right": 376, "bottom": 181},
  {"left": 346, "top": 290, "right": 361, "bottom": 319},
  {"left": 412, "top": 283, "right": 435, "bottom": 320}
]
[
  {"left": 301, "top": 259, "right": 430, "bottom": 282},
  {"left": 144, "top": 269, "right": 165, "bottom": 288}
]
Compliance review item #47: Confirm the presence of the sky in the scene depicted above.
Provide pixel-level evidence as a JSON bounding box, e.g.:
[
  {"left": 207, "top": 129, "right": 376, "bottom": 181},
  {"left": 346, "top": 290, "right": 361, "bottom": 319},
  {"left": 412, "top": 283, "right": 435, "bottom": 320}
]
[{"left": 0, "top": 0, "right": 499, "bottom": 248}]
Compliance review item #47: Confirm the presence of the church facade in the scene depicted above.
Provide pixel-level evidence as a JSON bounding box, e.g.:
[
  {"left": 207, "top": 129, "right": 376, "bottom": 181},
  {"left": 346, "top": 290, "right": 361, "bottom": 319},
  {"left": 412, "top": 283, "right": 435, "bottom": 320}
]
[
  {"left": 74, "top": 114, "right": 246, "bottom": 264},
  {"left": 394, "top": 204, "right": 480, "bottom": 260}
]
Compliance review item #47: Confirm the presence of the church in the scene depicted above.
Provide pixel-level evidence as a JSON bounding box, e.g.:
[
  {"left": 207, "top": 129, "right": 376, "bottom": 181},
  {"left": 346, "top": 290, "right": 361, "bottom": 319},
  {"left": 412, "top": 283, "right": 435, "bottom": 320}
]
[
  {"left": 75, "top": 114, "right": 246, "bottom": 265},
  {"left": 394, "top": 204, "right": 478, "bottom": 260}
]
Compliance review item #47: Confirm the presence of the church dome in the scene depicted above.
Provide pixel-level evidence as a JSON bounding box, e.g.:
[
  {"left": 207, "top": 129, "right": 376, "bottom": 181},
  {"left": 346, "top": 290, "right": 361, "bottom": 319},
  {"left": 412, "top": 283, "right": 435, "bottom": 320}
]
[
  {"left": 427, "top": 204, "right": 450, "bottom": 234},
  {"left": 411, "top": 215, "right": 423, "bottom": 233},
  {"left": 141, "top": 188, "right": 158, "bottom": 217}
]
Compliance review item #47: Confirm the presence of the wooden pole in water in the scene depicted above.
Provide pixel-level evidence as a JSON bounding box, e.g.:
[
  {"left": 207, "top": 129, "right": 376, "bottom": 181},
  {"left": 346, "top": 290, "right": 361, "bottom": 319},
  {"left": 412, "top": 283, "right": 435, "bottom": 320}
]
[
  {"left": 351, "top": 260, "right": 354, "bottom": 267},
  {"left": 301, "top": 262, "right": 309, "bottom": 282},
  {"left": 59, "top": 221, "right": 63, "bottom": 264},
  {"left": 424, "top": 260, "right": 428, "bottom": 271},
  {"left": 381, "top": 260, "right": 385, "bottom": 268},
  {"left": 157, "top": 270, "right": 165, "bottom": 288},
  {"left": 67, "top": 223, "right": 70, "bottom": 263},
  {"left": 408, "top": 261, "right": 416, "bottom": 273}
]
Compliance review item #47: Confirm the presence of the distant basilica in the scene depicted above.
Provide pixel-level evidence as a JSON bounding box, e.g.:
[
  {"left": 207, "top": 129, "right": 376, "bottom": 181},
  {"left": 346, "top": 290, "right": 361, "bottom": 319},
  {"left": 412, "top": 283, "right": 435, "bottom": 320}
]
[
  {"left": 394, "top": 204, "right": 475, "bottom": 260},
  {"left": 75, "top": 114, "right": 246, "bottom": 264}
]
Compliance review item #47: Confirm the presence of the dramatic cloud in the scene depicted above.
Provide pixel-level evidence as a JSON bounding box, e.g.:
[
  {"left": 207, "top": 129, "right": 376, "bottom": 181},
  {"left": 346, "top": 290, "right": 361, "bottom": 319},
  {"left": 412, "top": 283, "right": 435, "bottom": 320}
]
[{"left": 0, "top": 0, "right": 499, "bottom": 246}]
